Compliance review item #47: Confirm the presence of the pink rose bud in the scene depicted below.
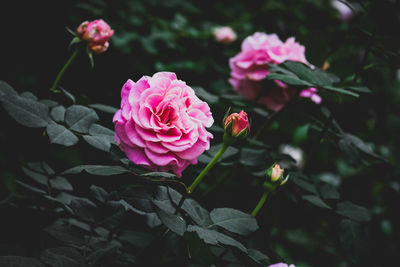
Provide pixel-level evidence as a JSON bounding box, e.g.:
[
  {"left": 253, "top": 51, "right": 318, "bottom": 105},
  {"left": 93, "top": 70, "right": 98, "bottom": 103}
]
[
  {"left": 214, "top": 26, "right": 237, "bottom": 44},
  {"left": 224, "top": 110, "right": 250, "bottom": 138},
  {"left": 113, "top": 72, "right": 214, "bottom": 178},
  {"left": 271, "top": 164, "right": 284, "bottom": 182},
  {"left": 76, "top": 19, "right": 114, "bottom": 53},
  {"left": 266, "top": 163, "right": 289, "bottom": 186}
]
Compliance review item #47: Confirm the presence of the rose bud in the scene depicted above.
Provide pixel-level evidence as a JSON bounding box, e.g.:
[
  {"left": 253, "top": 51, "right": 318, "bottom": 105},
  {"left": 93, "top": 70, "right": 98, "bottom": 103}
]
[
  {"left": 265, "top": 163, "right": 289, "bottom": 186},
  {"left": 76, "top": 19, "right": 114, "bottom": 53},
  {"left": 223, "top": 110, "right": 250, "bottom": 139},
  {"left": 214, "top": 26, "right": 237, "bottom": 44}
]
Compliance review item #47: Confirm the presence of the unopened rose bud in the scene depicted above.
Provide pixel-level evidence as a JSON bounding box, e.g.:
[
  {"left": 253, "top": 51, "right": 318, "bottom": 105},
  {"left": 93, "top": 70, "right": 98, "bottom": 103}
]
[
  {"left": 266, "top": 163, "right": 289, "bottom": 186},
  {"left": 224, "top": 110, "right": 250, "bottom": 138},
  {"left": 76, "top": 19, "right": 114, "bottom": 53},
  {"left": 214, "top": 26, "right": 237, "bottom": 44},
  {"left": 271, "top": 164, "right": 284, "bottom": 182}
]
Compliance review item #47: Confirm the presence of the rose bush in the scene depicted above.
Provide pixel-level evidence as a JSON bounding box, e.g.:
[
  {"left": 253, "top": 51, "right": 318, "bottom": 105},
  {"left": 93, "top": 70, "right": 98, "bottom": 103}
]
[{"left": 113, "top": 71, "right": 214, "bottom": 177}]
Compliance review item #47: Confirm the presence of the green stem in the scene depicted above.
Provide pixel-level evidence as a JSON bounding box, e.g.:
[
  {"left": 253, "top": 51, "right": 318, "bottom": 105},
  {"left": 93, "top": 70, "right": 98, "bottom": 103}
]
[
  {"left": 50, "top": 48, "right": 79, "bottom": 93},
  {"left": 187, "top": 142, "right": 229, "bottom": 194},
  {"left": 251, "top": 190, "right": 269, "bottom": 217}
]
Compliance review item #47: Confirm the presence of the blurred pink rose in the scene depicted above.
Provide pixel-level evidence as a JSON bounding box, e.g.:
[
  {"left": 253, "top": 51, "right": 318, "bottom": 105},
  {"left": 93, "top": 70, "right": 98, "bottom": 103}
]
[
  {"left": 224, "top": 110, "right": 250, "bottom": 137},
  {"left": 331, "top": 0, "right": 355, "bottom": 21},
  {"left": 268, "top": 263, "right": 296, "bottom": 267},
  {"left": 229, "top": 32, "right": 313, "bottom": 111},
  {"left": 214, "top": 26, "right": 237, "bottom": 44},
  {"left": 77, "top": 19, "right": 114, "bottom": 53},
  {"left": 113, "top": 72, "right": 214, "bottom": 177}
]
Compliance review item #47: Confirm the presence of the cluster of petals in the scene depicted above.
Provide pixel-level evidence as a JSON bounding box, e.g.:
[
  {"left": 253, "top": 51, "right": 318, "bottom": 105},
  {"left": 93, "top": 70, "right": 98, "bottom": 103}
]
[
  {"left": 214, "top": 26, "right": 237, "bottom": 44},
  {"left": 229, "top": 32, "right": 320, "bottom": 111},
  {"left": 113, "top": 72, "right": 214, "bottom": 177},
  {"left": 77, "top": 19, "right": 114, "bottom": 53}
]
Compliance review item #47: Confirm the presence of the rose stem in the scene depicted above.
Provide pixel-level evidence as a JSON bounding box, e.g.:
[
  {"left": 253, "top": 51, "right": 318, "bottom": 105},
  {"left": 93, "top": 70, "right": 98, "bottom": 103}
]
[
  {"left": 251, "top": 190, "right": 269, "bottom": 217},
  {"left": 186, "top": 142, "right": 228, "bottom": 194},
  {"left": 50, "top": 48, "right": 79, "bottom": 93}
]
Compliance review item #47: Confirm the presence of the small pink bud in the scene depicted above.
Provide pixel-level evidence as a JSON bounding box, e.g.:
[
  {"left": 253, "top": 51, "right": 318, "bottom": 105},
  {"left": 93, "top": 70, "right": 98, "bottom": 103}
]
[
  {"left": 214, "top": 26, "right": 237, "bottom": 44},
  {"left": 76, "top": 19, "right": 114, "bottom": 53},
  {"left": 271, "top": 164, "right": 284, "bottom": 182},
  {"left": 224, "top": 110, "right": 250, "bottom": 137}
]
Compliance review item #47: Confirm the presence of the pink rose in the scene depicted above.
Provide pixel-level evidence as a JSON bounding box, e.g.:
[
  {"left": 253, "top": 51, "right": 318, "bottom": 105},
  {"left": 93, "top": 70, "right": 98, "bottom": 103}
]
[
  {"left": 77, "top": 19, "right": 114, "bottom": 53},
  {"left": 113, "top": 72, "right": 214, "bottom": 177},
  {"left": 229, "top": 32, "right": 313, "bottom": 111},
  {"left": 214, "top": 26, "right": 237, "bottom": 44},
  {"left": 224, "top": 110, "right": 250, "bottom": 137},
  {"left": 268, "top": 263, "right": 296, "bottom": 267}
]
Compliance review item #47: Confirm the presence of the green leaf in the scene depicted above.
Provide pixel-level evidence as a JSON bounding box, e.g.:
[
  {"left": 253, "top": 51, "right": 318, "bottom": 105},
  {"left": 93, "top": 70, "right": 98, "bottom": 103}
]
[
  {"left": 44, "top": 221, "right": 86, "bottom": 246},
  {"left": 184, "top": 231, "right": 214, "bottom": 266},
  {"left": 139, "top": 171, "right": 177, "bottom": 179},
  {"left": 246, "top": 249, "right": 270, "bottom": 264},
  {"left": 193, "top": 87, "right": 219, "bottom": 104},
  {"left": 49, "top": 176, "right": 73, "bottom": 191},
  {"left": 290, "top": 174, "right": 318, "bottom": 195},
  {"left": 50, "top": 105, "right": 66, "bottom": 122},
  {"left": 89, "top": 124, "right": 114, "bottom": 136},
  {"left": 187, "top": 225, "right": 247, "bottom": 252},
  {"left": 63, "top": 165, "right": 130, "bottom": 176},
  {"left": 83, "top": 135, "right": 112, "bottom": 152},
  {"left": 16, "top": 180, "right": 47, "bottom": 194},
  {"left": 40, "top": 247, "right": 85, "bottom": 267},
  {"left": 69, "top": 198, "right": 98, "bottom": 222},
  {"left": 181, "top": 198, "right": 212, "bottom": 227},
  {"left": 0, "top": 80, "right": 18, "bottom": 98},
  {"left": 47, "top": 122, "right": 79, "bottom": 146},
  {"left": 20, "top": 91, "right": 37, "bottom": 100},
  {"left": 266, "top": 73, "right": 313, "bottom": 86},
  {"left": 90, "top": 185, "right": 108, "bottom": 203},
  {"left": 119, "top": 230, "right": 155, "bottom": 248},
  {"left": 239, "top": 147, "right": 266, "bottom": 166},
  {"left": 60, "top": 87, "right": 76, "bottom": 103},
  {"left": 156, "top": 208, "right": 186, "bottom": 236},
  {"left": 322, "top": 86, "right": 359, "bottom": 97},
  {"left": 318, "top": 183, "right": 340, "bottom": 200},
  {"left": 283, "top": 61, "right": 333, "bottom": 86},
  {"left": 209, "top": 208, "right": 259, "bottom": 235},
  {"left": 65, "top": 105, "right": 99, "bottom": 133},
  {"left": 336, "top": 201, "right": 371, "bottom": 222},
  {"left": 22, "top": 167, "right": 48, "bottom": 185},
  {"left": 302, "top": 195, "right": 332, "bottom": 209},
  {"left": 345, "top": 86, "right": 372, "bottom": 93},
  {"left": 89, "top": 104, "right": 119, "bottom": 114},
  {"left": 1, "top": 94, "right": 51, "bottom": 127},
  {"left": 0, "top": 256, "right": 45, "bottom": 267}
]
